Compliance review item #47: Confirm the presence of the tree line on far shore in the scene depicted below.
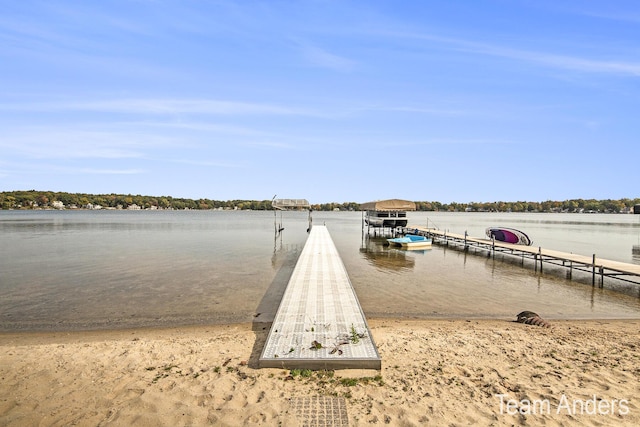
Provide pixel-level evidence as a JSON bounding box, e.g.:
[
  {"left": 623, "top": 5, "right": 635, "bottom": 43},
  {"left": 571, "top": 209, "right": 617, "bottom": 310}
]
[{"left": 1, "top": 190, "right": 638, "bottom": 213}]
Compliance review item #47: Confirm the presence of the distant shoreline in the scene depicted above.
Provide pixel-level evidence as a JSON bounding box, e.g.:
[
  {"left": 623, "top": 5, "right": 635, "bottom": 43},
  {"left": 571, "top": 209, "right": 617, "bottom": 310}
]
[
  {"left": 2, "top": 190, "right": 639, "bottom": 213},
  {"left": 2, "top": 206, "right": 639, "bottom": 214}
]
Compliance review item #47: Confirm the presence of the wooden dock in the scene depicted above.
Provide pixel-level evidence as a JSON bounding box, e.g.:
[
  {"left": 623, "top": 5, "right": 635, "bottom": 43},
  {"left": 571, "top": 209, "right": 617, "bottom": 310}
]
[
  {"left": 406, "top": 225, "right": 640, "bottom": 289},
  {"left": 259, "top": 225, "right": 381, "bottom": 370}
]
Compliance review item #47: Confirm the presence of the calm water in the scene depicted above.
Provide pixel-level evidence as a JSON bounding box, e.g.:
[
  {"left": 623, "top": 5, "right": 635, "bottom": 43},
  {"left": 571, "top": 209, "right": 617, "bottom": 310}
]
[{"left": 1, "top": 210, "right": 639, "bottom": 332}]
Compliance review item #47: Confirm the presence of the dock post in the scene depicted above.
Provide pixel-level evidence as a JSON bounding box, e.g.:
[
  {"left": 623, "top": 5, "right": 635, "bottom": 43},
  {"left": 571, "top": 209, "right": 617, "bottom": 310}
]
[
  {"left": 538, "top": 247, "right": 543, "bottom": 272},
  {"left": 592, "top": 254, "right": 596, "bottom": 286},
  {"left": 599, "top": 266, "right": 604, "bottom": 288},
  {"left": 464, "top": 230, "right": 468, "bottom": 252},
  {"left": 491, "top": 236, "right": 495, "bottom": 259}
]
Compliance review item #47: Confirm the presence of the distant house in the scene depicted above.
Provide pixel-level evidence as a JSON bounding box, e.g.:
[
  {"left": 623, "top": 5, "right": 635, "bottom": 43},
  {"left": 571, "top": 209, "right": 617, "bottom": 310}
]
[
  {"left": 51, "top": 201, "right": 64, "bottom": 210},
  {"left": 127, "top": 204, "right": 142, "bottom": 210}
]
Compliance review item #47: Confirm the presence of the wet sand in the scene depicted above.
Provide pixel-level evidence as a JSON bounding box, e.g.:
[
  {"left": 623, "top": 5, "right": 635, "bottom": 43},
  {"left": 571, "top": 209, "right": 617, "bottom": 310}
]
[{"left": 1, "top": 319, "right": 639, "bottom": 426}]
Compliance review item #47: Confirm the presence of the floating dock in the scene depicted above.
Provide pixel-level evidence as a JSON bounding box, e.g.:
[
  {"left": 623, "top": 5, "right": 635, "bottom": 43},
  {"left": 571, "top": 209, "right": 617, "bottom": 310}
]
[
  {"left": 259, "top": 225, "right": 381, "bottom": 370},
  {"left": 406, "top": 225, "right": 640, "bottom": 289}
]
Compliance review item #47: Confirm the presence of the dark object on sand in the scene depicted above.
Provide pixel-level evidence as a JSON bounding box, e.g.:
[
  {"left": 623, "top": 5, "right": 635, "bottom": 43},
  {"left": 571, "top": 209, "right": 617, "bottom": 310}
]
[{"left": 516, "top": 311, "right": 551, "bottom": 328}]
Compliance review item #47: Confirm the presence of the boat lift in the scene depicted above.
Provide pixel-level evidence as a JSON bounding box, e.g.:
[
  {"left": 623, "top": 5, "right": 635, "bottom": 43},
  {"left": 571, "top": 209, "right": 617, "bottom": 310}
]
[{"left": 271, "top": 196, "right": 313, "bottom": 252}]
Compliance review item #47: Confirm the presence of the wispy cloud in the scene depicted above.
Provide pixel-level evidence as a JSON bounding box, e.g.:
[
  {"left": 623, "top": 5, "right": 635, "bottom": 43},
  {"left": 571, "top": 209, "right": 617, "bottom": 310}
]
[
  {"left": 378, "top": 137, "right": 517, "bottom": 148},
  {"left": 0, "top": 161, "right": 145, "bottom": 176},
  {"left": 382, "top": 31, "right": 640, "bottom": 77},
  {"left": 558, "top": 3, "right": 640, "bottom": 25},
  {"left": 125, "top": 121, "right": 272, "bottom": 136},
  {"left": 169, "top": 158, "right": 245, "bottom": 168},
  {"left": 0, "top": 98, "right": 316, "bottom": 116},
  {"left": 469, "top": 43, "right": 640, "bottom": 76},
  {"left": 296, "top": 41, "right": 356, "bottom": 72},
  {"left": 357, "top": 105, "right": 468, "bottom": 116},
  {"left": 76, "top": 99, "right": 306, "bottom": 115},
  {"left": 1, "top": 128, "right": 176, "bottom": 159},
  {"left": 244, "top": 140, "right": 302, "bottom": 150},
  {"left": 77, "top": 168, "right": 145, "bottom": 175}
]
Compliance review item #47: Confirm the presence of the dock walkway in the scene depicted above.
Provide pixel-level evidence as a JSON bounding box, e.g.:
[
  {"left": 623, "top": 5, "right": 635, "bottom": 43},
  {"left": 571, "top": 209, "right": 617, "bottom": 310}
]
[
  {"left": 259, "top": 225, "right": 381, "bottom": 370},
  {"left": 406, "top": 225, "right": 640, "bottom": 288}
]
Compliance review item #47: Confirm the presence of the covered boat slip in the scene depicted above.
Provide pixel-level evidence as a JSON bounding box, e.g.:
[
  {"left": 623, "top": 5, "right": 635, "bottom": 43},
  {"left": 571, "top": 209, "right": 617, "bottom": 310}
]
[
  {"left": 360, "top": 199, "right": 416, "bottom": 211},
  {"left": 362, "top": 199, "right": 416, "bottom": 230},
  {"left": 259, "top": 225, "right": 381, "bottom": 370},
  {"left": 271, "top": 198, "right": 310, "bottom": 210}
]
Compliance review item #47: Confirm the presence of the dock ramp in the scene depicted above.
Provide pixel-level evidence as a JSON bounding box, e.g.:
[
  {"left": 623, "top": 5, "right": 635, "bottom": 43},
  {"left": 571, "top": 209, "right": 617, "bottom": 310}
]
[{"left": 259, "top": 225, "right": 381, "bottom": 370}]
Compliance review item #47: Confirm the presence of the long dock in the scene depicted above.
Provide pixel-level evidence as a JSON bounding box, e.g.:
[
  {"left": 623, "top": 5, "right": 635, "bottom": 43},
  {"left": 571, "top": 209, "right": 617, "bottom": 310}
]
[
  {"left": 406, "top": 225, "right": 640, "bottom": 289},
  {"left": 259, "top": 225, "right": 381, "bottom": 370}
]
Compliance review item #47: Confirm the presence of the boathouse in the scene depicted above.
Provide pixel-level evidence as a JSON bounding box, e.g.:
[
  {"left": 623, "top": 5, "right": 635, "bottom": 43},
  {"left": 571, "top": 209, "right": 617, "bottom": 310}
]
[{"left": 361, "top": 199, "right": 416, "bottom": 235}]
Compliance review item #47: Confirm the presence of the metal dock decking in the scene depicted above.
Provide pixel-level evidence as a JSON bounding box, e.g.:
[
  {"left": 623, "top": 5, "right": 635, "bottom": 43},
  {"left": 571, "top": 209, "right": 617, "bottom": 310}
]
[{"left": 259, "top": 225, "right": 381, "bottom": 370}]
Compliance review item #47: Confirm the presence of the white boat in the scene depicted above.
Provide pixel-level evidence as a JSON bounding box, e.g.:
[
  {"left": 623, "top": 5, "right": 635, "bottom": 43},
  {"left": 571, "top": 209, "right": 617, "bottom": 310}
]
[{"left": 387, "top": 234, "right": 432, "bottom": 248}]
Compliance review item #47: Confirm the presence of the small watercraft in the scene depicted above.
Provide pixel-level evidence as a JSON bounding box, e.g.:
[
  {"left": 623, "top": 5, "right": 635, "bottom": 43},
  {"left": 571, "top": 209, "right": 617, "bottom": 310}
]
[
  {"left": 486, "top": 227, "right": 532, "bottom": 246},
  {"left": 387, "top": 234, "right": 432, "bottom": 248}
]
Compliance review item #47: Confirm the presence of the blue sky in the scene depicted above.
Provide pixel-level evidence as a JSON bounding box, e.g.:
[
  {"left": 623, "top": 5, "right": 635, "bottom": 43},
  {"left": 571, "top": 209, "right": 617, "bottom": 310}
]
[{"left": 1, "top": 0, "right": 639, "bottom": 204}]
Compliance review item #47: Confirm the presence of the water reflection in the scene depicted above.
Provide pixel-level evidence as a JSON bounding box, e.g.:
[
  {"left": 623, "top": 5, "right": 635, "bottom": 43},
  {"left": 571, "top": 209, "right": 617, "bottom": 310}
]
[{"left": 360, "top": 236, "right": 415, "bottom": 272}]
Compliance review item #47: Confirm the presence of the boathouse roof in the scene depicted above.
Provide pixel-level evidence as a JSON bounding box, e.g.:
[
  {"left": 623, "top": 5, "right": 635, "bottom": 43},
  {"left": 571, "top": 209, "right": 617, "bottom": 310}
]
[
  {"left": 360, "top": 199, "right": 416, "bottom": 211},
  {"left": 272, "top": 198, "right": 310, "bottom": 210}
]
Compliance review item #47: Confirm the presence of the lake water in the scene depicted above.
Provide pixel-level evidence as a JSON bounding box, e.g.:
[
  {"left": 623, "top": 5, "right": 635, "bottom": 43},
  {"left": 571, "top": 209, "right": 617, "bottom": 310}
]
[{"left": 1, "top": 210, "right": 639, "bottom": 332}]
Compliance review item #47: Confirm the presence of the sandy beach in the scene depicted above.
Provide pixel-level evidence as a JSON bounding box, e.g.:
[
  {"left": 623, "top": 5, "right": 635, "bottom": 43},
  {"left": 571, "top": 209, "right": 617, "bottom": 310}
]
[{"left": 1, "top": 318, "right": 639, "bottom": 426}]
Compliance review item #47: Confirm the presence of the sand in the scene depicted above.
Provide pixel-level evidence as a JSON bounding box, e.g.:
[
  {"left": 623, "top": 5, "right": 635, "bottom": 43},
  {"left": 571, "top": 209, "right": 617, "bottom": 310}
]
[{"left": 1, "top": 319, "right": 639, "bottom": 426}]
